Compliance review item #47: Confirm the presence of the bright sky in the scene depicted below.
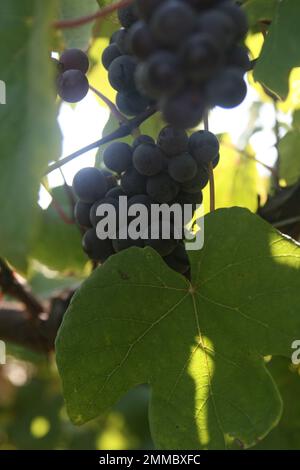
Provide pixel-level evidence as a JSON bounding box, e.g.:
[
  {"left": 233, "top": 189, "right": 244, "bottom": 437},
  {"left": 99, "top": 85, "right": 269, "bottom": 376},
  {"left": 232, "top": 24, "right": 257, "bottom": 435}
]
[{"left": 40, "top": 79, "right": 284, "bottom": 208}]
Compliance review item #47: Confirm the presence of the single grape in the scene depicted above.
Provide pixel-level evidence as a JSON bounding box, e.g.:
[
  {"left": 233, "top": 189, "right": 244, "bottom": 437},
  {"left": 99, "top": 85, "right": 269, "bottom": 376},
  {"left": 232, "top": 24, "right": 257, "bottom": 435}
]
[
  {"left": 218, "top": 2, "right": 249, "bottom": 40},
  {"left": 115, "top": 28, "right": 131, "bottom": 54},
  {"left": 118, "top": 4, "right": 138, "bottom": 29},
  {"left": 116, "top": 90, "right": 150, "bottom": 116},
  {"left": 134, "top": 0, "right": 164, "bottom": 20},
  {"left": 161, "top": 90, "right": 205, "bottom": 129},
  {"left": 121, "top": 167, "right": 147, "bottom": 195},
  {"left": 73, "top": 167, "right": 108, "bottom": 202},
  {"left": 82, "top": 228, "right": 114, "bottom": 262},
  {"left": 168, "top": 152, "right": 197, "bottom": 183},
  {"left": 227, "top": 45, "right": 251, "bottom": 71},
  {"left": 188, "top": 130, "right": 220, "bottom": 165},
  {"left": 57, "top": 70, "right": 89, "bottom": 103},
  {"left": 128, "top": 21, "right": 156, "bottom": 59},
  {"left": 110, "top": 30, "right": 121, "bottom": 44},
  {"left": 147, "top": 172, "right": 179, "bottom": 203},
  {"left": 157, "top": 126, "right": 188, "bottom": 157},
  {"left": 106, "top": 186, "right": 126, "bottom": 199},
  {"left": 135, "top": 52, "right": 183, "bottom": 99},
  {"left": 102, "top": 44, "right": 121, "bottom": 70},
  {"left": 180, "top": 165, "right": 209, "bottom": 193},
  {"left": 60, "top": 48, "right": 89, "bottom": 74},
  {"left": 132, "top": 134, "right": 155, "bottom": 150},
  {"left": 180, "top": 33, "right": 222, "bottom": 82},
  {"left": 207, "top": 67, "right": 247, "bottom": 108},
  {"left": 133, "top": 143, "right": 165, "bottom": 176},
  {"left": 150, "top": 0, "right": 196, "bottom": 48},
  {"left": 74, "top": 201, "right": 92, "bottom": 228},
  {"left": 103, "top": 142, "right": 133, "bottom": 174},
  {"left": 108, "top": 55, "right": 137, "bottom": 92},
  {"left": 90, "top": 197, "right": 119, "bottom": 227},
  {"left": 197, "top": 10, "right": 235, "bottom": 49}
]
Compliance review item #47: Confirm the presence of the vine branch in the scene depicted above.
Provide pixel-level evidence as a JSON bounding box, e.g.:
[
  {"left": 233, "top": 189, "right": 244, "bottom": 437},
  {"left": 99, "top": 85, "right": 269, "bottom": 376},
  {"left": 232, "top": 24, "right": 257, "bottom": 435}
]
[
  {"left": 0, "top": 259, "right": 44, "bottom": 320},
  {"left": 53, "top": 0, "right": 133, "bottom": 29},
  {"left": 45, "top": 106, "right": 157, "bottom": 175}
]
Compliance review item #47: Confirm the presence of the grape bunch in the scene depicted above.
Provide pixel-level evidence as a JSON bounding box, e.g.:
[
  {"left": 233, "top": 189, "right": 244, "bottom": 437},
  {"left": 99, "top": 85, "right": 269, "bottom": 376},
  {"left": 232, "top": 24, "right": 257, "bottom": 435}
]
[
  {"left": 73, "top": 127, "right": 220, "bottom": 276},
  {"left": 55, "top": 49, "right": 90, "bottom": 103},
  {"left": 102, "top": 8, "right": 154, "bottom": 116},
  {"left": 113, "top": 0, "right": 249, "bottom": 128}
]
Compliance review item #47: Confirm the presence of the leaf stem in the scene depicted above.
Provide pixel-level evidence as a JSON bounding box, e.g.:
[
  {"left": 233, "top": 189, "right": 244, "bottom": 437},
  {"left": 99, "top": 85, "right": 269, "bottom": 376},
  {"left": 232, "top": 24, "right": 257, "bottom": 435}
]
[{"left": 89, "top": 85, "right": 128, "bottom": 124}]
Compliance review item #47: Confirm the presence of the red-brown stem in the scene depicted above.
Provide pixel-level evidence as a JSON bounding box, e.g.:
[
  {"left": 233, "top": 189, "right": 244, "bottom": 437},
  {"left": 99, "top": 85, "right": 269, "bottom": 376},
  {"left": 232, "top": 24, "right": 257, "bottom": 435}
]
[
  {"left": 89, "top": 85, "right": 128, "bottom": 124},
  {"left": 53, "top": 0, "right": 133, "bottom": 29}
]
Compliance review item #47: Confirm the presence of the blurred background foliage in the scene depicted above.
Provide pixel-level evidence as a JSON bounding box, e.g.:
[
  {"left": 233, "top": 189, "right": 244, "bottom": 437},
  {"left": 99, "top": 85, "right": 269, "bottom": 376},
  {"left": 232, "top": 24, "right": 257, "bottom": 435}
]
[{"left": 1, "top": 0, "right": 300, "bottom": 449}]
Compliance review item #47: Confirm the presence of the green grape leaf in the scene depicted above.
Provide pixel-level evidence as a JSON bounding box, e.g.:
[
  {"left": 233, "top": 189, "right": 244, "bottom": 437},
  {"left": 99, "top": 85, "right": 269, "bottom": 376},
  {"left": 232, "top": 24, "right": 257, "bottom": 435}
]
[
  {"left": 278, "top": 131, "right": 300, "bottom": 185},
  {"left": 253, "top": 358, "right": 300, "bottom": 450},
  {"left": 31, "top": 187, "right": 87, "bottom": 275},
  {"left": 0, "top": 0, "right": 60, "bottom": 270},
  {"left": 254, "top": 0, "right": 300, "bottom": 99},
  {"left": 243, "top": 0, "right": 278, "bottom": 30},
  {"left": 56, "top": 208, "right": 300, "bottom": 449},
  {"left": 59, "top": 0, "right": 99, "bottom": 50}
]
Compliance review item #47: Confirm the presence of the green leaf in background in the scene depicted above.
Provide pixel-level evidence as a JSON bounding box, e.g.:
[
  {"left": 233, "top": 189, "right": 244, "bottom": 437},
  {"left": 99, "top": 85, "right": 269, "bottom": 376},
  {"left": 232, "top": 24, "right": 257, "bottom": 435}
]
[
  {"left": 0, "top": 0, "right": 61, "bottom": 270},
  {"left": 243, "top": 0, "right": 278, "bottom": 30},
  {"left": 253, "top": 358, "right": 300, "bottom": 450},
  {"left": 31, "top": 187, "right": 87, "bottom": 275},
  {"left": 254, "top": 0, "right": 300, "bottom": 99},
  {"left": 203, "top": 137, "right": 259, "bottom": 213},
  {"left": 59, "top": 0, "right": 99, "bottom": 50},
  {"left": 56, "top": 208, "right": 300, "bottom": 449},
  {"left": 279, "top": 130, "right": 300, "bottom": 185}
]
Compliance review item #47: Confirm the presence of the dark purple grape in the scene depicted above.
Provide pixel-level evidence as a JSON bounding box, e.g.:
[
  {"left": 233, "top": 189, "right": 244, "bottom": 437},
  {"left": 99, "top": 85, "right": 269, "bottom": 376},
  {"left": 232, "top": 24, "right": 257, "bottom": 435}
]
[
  {"left": 102, "top": 44, "right": 121, "bottom": 70},
  {"left": 150, "top": 0, "right": 196, "bottom": 48},
  {"left": 157, "top": 126, "right": 188, "bottom": 157},
  {"left": 103, "top": 142, "right": 133, "bottom": 174},
  {"left": 133, "top": 143, "right": 165, "bottom": 176},
  {"left": 73, "top": 167, "right": 108, "bottom": 203},
  {"left": 82, "top": 229, "right": 114, "bottom": 262},
  {"left": 57, "top": 70, "right": 89, "bottom": 103},
  {"left": 60, "top": 48, "right": 89, "bottom": 74}
]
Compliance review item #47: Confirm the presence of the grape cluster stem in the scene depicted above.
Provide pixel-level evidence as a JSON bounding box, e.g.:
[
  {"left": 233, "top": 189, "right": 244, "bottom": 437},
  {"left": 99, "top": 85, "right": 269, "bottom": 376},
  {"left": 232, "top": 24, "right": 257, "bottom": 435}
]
[{"left": 45, "top": 105, "right": 158, "bottom": 175}]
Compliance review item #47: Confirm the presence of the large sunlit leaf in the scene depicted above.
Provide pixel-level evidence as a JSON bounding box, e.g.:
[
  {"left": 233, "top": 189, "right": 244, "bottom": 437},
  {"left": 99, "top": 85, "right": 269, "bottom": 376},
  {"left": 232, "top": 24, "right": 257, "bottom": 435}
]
[
  {"left": 0, "top": 0, "right": 61, "bottom": 270},
  {"left": 56, "top": 208, "right": 300, "bottom": 449},
  {"left": 254, "top": 0, "right": 300, "bottom": 99}
]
